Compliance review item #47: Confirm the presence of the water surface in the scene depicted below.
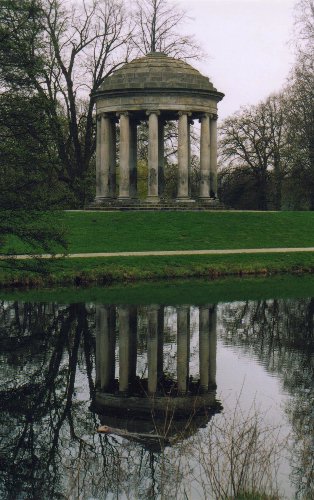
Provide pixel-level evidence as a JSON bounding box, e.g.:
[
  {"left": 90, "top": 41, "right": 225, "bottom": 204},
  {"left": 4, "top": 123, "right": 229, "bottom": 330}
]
[{"left": 0, "top": 277, "right": 313, "bottom": 499}]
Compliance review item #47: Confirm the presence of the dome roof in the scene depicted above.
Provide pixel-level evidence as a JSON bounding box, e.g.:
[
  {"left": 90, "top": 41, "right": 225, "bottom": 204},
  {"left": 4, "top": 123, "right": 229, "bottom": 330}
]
[{"left": 99, "top": 52, "right": 217, "bottom": 93}]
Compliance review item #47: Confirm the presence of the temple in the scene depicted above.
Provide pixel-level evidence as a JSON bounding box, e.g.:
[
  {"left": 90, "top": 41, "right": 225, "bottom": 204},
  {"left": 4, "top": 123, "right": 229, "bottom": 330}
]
[{"left": 92, "top": 52, "right": 224, "bottom": 208}]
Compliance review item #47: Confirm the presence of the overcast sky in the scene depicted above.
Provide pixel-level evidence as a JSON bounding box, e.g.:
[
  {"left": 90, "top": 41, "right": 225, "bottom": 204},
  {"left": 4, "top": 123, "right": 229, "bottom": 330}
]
[{"left": 174, "top": 0, "right": 297, "bottom": 118}]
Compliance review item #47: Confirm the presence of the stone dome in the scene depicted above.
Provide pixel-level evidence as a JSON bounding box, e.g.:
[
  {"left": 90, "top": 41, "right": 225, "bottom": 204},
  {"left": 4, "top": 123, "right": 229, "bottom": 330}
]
[{"left": 98, "top": 52, "right": 220, "bottom": 95}]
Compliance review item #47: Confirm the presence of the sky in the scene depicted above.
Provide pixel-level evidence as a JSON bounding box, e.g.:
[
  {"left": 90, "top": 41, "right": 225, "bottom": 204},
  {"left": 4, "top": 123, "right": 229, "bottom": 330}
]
[{"left": 174, "top": 0, "right": 297, "bottom": 118}]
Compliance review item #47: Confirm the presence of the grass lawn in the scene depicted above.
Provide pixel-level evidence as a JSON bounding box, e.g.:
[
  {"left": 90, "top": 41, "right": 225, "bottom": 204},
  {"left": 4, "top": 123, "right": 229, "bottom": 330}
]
[
  {"left": 2, "top": 211, "right": 314, "bottom": 287},
  {"left": 2, "top": 211, "right": 314, "bottom": 255}
]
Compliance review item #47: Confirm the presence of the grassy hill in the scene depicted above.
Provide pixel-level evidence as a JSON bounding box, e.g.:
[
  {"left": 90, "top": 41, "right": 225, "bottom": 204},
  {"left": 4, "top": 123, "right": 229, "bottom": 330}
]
[
  {"left": 1, "top": 210, "right": 314, "bottom": 287},
  {"left": 3, "top": 211, "right": 314, "bottom": 255}
]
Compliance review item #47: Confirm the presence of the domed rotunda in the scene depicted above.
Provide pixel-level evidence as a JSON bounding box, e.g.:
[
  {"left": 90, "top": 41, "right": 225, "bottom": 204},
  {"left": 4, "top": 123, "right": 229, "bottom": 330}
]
[{"left": 93, "top": 52, "right": 224, "bottom": 207}]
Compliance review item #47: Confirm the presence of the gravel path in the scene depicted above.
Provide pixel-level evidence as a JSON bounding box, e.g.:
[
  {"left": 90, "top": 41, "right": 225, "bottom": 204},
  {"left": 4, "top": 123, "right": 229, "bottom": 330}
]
[{"left": 1, "top": 247, "right": 314, "bottom": 259}]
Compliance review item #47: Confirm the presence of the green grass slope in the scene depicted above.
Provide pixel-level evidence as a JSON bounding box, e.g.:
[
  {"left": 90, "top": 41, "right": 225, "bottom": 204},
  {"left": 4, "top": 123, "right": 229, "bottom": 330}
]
[
  {"left": 66, "top": 211, "right": 314, "bottom": 253},
  {"left": 2, "top": 211, "right": 314, "bottom": 255},
  {"left": 2, "top": 211, "right": 314, "bottom": 287}
]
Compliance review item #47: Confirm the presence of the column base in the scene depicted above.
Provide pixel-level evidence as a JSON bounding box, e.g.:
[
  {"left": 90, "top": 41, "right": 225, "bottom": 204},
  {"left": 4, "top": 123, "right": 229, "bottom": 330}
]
[
  {"left": 146, "top": 196, "right": 160, "bottom": 203},
  {"left": 199, "top": 197, "right": 218, "bottom": 204},
  {"left": 118, "top": 196, "right": 132, "bottom": 201},
  {"left": 176, "top": 197, "right": 195, "bottom": 203},
  {"left": 94, "top": 196, "right": 114, "bottom": 204}
]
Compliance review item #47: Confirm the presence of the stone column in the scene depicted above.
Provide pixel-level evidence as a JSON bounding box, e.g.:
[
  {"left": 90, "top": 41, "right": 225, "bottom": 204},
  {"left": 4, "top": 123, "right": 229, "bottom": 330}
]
[
  {"left": 147, "top": 111, "right": 160, "bottom": 202},
  {"left": 158, "top": 120, "right": 165, "bottom": 197},
  {"left": 199, "top": 113, "right": 211, "bottom": 200},
  {"left": 95, "top": 113, "right": 111, "bottom": 202},
  {"left": 130, "top": 120, "right": 138, "bottom": 199},
  {"left": 177, "top": 306, "right": 190, "bottom": 394},
  {"left": 118, "top": 112, "right": 131, "bottom": 200},
  {"left": 210, "top": 114, "right": 218, "bottom": 199},
  {"left": 109, "top": 120, "right": 117, "bottom": 198},
  {"left": 147, "top": 305, "right": 159, "bottom": 395},
  {"left": 177, "top": 112, "right": 192, "bottom": 201},
  {"left": 188, "top": 118, "right": 193, "bottom": 197}
]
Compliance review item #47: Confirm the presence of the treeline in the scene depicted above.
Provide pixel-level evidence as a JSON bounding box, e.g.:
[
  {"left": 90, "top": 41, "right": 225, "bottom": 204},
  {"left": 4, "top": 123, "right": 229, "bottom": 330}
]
[{"left": 219, "top": 0, "right": 314, "bottom": 210}]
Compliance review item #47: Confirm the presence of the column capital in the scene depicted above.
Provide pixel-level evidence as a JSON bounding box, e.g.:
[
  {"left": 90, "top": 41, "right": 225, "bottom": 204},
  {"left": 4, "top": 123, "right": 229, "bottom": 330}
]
[
  {"left": 210, "top": 113, "right": 218, "bottom": 121},
  {"left": 146, "top": 109, "right": 160, "bottom": 116},
  {"left": 99, "top": 112, "right": 114, "bottom": 121},
  {"left": 116, "top": 111, "right": 130, "bottom": 118},
  {"left": 178, "top": 111, "right": 192, "bottom": 117},
  {"left": 198, "top": 113, "right": 210, "bottom": 123}
]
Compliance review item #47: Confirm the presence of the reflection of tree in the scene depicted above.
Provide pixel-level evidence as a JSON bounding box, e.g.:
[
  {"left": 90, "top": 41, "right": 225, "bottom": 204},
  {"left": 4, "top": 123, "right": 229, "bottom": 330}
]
[
  {"left": 220, "top": 298, "right": 314, "bottom": 498},
  {"left": 0, "top": 301, "right": 97, "bottom": 499}
]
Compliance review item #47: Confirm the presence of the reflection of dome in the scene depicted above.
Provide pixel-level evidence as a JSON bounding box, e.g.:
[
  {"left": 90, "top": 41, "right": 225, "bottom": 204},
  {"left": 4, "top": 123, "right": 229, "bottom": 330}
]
[
  {"left": 98, "top": 52, "right": 221, "bottom": 95},
  {"left": 94, "top": 391, "right": 222, "bottom": 452}
]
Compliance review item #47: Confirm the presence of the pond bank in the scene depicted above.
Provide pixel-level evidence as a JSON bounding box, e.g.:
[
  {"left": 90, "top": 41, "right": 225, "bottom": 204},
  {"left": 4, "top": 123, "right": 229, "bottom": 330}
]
[{"left": 2, "top": 251, "right": 314, "bottom": 288}]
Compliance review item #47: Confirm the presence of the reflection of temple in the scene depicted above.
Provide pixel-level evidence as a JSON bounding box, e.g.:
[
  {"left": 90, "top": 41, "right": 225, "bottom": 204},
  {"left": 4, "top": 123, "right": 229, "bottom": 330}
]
[{"left": 93, "top": 305, "right": 221, "bottom": 450}]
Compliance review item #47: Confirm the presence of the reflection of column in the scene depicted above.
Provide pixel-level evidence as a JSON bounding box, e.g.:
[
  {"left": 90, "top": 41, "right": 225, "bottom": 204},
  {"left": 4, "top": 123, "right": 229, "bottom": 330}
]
[
  {"left": 210, "top": 114, "right": 218, "bottom": 198},
  {"left": 129, "top": 306, "right": 138, "bottom": 385},
  {"left": 208, "top": 304, "right": 217, "bottom": 388},
  {"left": 177, "top": 112, "right": 190, "bottom": 200},
  {"left": 147, "top": 305, "right": 158, "bottom": 395},
  {"left": 157, "top": 306, "right": 164, "bottom": 380},
  {"left": 109, "top": 306, "right": 116, "bottom": 382},
  {"left": 177, "top": 306, "right": 190, "bottom": 394},
  {"left": 147, "top": 111, "right": 160, "bottom": 202},
  {"left": 199, "top": 305, "right": 217, "bottom": 391},
  {"left": 96, "top": 113, "right": 112, "bottom": 201},
  {"left": 95, "top": 303, "right": 102, "bottom": 387},
  {"left": 118, "top": 306, "right": 130, "bottom": 393},
  {"left": 109, "top": 120, "right": 117, "bottom": 198},
  {"left": 199, "top": 113, "right": 211, "bottom": 200},
  {"left": 130, "top": 120, "right": 138, "bottom": 199},
  {"left": 158, "top": 120, "right": 165, "bottom": 197},
  {"left": 96, "top": 305, "right": 116, "bottom": 390},
  {"left": 119, "top": 112, "right": 131, "bottom": 200}
]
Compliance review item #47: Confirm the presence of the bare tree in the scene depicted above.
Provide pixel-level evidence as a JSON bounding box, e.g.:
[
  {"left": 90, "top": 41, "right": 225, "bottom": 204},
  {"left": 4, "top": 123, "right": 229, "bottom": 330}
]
[
  {"left": 294, "top": 0, "right": 314, "bottom": 47},
  {"left": 284, "top": 54, "right": 314, "bottom": 208},
  {"left": 131, "top": 0, "right": 203, "bottom": 60},
  {"left": 284, "top": 0, "right": 314, "bottom": 209},
  {"left": 219, "top": 95, "right": 288, "bottom": 210},
  {"left": 0, "top": 0, "right": 132, "bottom": 205}
]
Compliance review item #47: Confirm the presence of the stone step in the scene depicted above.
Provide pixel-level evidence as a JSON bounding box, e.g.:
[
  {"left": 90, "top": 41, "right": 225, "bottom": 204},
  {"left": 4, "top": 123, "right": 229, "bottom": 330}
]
[{"left": 87, "top": 203, "right": 227, "bottom": 211}]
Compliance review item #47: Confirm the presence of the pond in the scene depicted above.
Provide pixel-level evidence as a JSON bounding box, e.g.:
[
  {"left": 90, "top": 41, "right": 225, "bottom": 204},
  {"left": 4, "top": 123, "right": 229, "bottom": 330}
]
[{"left": 0, "top": 276, "right": 313, "bottom": 499}]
